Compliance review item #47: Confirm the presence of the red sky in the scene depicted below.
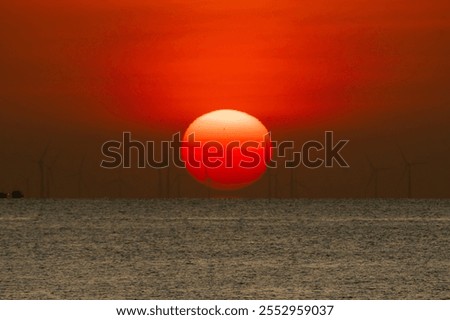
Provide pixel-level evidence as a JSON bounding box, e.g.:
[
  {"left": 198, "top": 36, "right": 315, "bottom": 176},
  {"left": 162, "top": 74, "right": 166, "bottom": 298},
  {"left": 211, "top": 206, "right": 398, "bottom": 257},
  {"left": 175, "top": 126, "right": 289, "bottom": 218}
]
[{"left": 1, "top": 1, "right": 449, "bottom": 197}]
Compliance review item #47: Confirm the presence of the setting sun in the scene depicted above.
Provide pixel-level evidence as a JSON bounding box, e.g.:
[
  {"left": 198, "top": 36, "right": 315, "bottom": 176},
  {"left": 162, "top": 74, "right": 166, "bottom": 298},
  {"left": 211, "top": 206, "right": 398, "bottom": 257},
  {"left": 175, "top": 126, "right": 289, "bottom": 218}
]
[{"left": 182, "top": 109, "right": 270, "bottom": 190}]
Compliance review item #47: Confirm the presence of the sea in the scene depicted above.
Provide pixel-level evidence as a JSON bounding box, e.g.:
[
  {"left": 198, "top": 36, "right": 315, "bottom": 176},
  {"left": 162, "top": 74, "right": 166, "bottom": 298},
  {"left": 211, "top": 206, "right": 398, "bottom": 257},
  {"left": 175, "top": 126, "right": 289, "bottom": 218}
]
[{"left": 0, "top": 199, "right": 448, "bottom": 299}]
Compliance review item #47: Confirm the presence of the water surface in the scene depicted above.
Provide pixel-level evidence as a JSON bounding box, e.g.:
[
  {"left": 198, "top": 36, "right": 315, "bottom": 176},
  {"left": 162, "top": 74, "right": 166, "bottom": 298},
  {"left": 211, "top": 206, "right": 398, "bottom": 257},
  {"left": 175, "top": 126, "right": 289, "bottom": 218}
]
[{"left": 0, "top": 199, "right": 448, "bottom": 299}]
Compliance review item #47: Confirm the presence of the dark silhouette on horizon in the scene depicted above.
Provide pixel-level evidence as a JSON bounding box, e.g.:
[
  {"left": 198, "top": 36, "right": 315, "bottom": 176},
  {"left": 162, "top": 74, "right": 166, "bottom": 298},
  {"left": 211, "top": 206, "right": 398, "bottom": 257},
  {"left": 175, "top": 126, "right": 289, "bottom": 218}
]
[
  {"left": 0, "top": 191, "right": 25, "bottom": 198},
  {"left": 33, "top": 145, "right": 59, "bottom": 198},
  {"left": 397, "top": 144, "right": 427, "bottom": 198},
  {"left": 365, "top": 155, "right": 390, "bottom": 198},
  {"left": 65, "top": 154, "right": 89, "bottom": 198},
  {"left": 267, "top": 168, "right": 278, "bottom": 199},
  {"left": 11, "top": 190, "right": 24, "bottom": 198}
]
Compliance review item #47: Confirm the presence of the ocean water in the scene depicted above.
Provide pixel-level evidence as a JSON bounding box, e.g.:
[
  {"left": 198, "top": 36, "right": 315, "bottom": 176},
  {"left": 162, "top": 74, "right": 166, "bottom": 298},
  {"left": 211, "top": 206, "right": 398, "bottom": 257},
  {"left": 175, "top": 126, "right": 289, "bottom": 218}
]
[{"left": 0, "top": 199, "right": 448, "bottom": 299}]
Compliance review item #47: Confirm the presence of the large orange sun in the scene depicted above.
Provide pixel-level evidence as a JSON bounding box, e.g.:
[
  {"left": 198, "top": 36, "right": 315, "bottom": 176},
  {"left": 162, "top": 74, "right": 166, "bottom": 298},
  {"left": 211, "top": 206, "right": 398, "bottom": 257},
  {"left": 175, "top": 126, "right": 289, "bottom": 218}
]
[{"left": 182, "top": 109, "right": 271, "bottom": 190}]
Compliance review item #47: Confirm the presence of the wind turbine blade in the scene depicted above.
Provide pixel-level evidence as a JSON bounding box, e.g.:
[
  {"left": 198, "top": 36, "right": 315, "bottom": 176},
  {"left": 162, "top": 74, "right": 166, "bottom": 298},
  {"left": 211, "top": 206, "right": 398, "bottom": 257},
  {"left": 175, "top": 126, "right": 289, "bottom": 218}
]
[
  {"left": 365, "top": 153, "right": 375, "bottom": 169},
  {"left": 395, "top": 143, "right": 409, "bottom": 164},
  {"left": 50, "top": 152, "right": 60, "bottom": 167}
]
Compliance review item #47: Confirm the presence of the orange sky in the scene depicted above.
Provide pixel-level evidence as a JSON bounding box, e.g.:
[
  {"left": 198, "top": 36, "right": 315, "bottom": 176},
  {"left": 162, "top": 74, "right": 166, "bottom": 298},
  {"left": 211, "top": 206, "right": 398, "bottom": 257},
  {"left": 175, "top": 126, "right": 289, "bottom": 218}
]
[{"left": 1, "top": 0, "right": 449, "bottom": 197}]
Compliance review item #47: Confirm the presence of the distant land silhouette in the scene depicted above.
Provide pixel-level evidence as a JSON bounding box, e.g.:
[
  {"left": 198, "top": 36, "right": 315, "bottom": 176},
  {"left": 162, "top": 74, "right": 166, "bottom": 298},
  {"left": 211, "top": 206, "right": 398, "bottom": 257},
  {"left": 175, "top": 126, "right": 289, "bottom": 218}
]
[{"left": 0, "top": 190, "right": 24, "bottom": 198}]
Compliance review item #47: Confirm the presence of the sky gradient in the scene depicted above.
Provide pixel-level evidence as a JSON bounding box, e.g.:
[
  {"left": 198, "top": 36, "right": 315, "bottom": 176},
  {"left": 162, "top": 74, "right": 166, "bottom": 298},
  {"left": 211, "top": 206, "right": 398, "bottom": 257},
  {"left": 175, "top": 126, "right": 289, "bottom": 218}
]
[{"left": 1, "top": 0, "right": 449, "bottom": 198}]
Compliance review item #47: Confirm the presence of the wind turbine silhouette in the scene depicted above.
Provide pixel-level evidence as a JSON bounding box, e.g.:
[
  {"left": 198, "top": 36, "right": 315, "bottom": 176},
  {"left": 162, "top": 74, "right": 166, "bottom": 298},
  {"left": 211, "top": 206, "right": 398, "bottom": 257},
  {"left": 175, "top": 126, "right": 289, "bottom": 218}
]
[
  {"left": 288, "top": 168, "right": 311, "bottom": 198},
  {"left": 166, "top": 165, "right": 171, "bottom": 198},
  {"left": 155, "top": 167, "right": 174, "bottom": 198},
  {"left": 282, "top": 146, "right": 311, "bottom": 198},
  {"left": 156, "top": 151, "right": 169, "bottom": 197},
  {"left": 37, "top": 145, "right": 49, "bottom": 198},
  {"left": 291, "top": 168, "right": 312, "bottom": 197},
  {"left": 396, "top": 145, "right": 427, "bottom": 198},
  {"left": 205, "top": 169, "right": 212, "bottom": 198},
  {"left": 169, "top": 172, "right": 186, "bottom": 198},
  {"left": 33, "top": 145, "right": 59, "bottom": 198},
  {"left": 45, "top": 151, "right": 59, "bottom": 198},
  {"left": 290, "top": 169, "right": 297, "bottom": 198},
  {"left": 65, "top": 154, "right": 88, "bottom": 198},
  {"left": 157, "top": 169, "right": 163, "bottom": 197},
  {"left": 267, "top": 168, "right": 278, "bottom": 199},
  {"left": 365, "top": 155, "right": 390, "bottom": 198}
]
